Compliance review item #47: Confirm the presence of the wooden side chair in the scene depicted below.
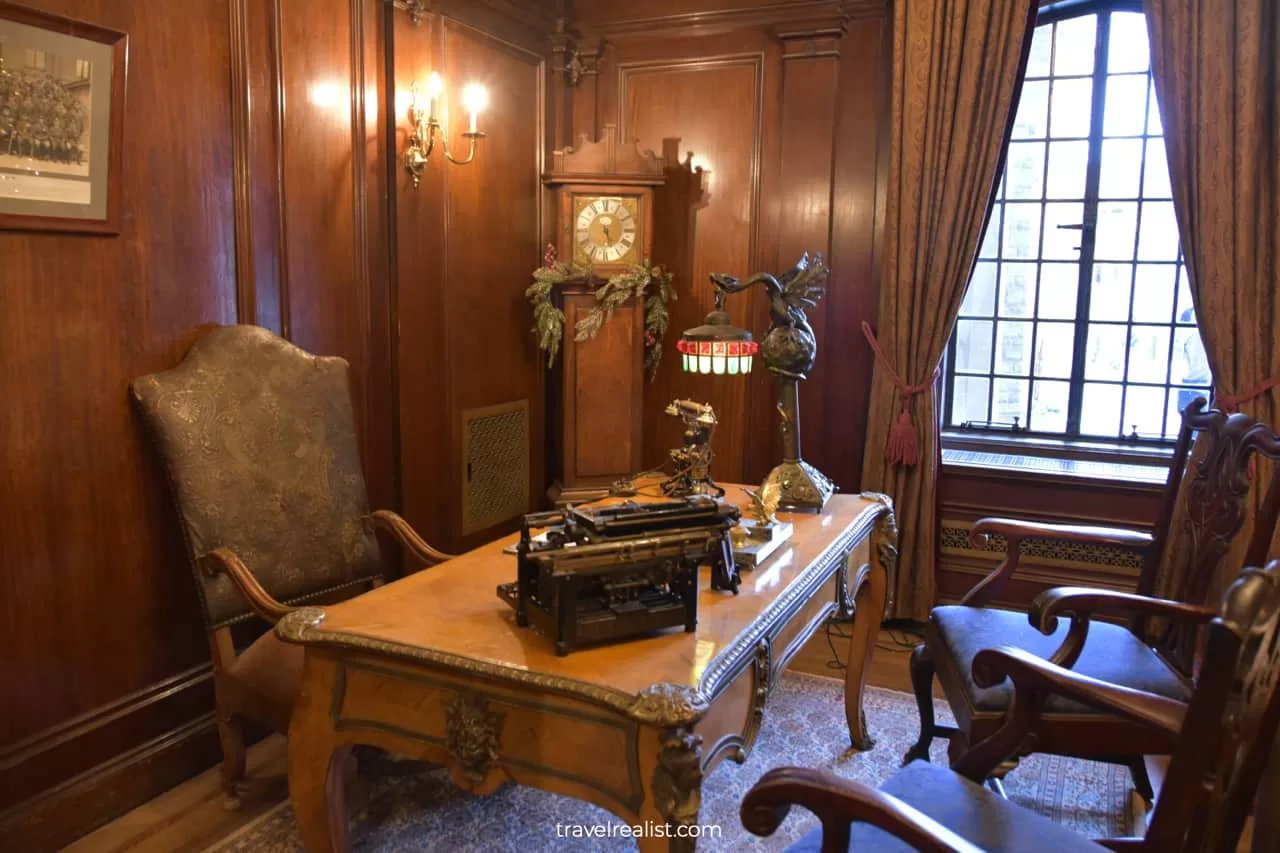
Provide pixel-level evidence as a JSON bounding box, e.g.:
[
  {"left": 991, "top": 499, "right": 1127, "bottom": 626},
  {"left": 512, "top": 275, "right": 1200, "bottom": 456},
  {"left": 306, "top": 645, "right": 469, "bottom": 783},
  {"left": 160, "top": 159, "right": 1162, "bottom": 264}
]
[
  {"left": 131, "top": 325, "right": 453, "bottom": 808},
  {"left": 904, "top": 400, "right": 1280, "bottom": 799},
  {"left": 742, "top": 559, "right": 1280, "bottom": 853}
]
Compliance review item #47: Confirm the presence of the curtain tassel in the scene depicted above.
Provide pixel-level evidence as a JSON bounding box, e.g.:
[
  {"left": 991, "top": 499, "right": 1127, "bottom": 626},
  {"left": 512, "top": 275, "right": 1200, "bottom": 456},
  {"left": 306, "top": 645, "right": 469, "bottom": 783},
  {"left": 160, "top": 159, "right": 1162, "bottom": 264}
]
[
  {"left": 887, "top": 402, "right": 920, "bottom": 467},
  {"left": 861, "top": 321, "right": 938, "bottom": 468}
]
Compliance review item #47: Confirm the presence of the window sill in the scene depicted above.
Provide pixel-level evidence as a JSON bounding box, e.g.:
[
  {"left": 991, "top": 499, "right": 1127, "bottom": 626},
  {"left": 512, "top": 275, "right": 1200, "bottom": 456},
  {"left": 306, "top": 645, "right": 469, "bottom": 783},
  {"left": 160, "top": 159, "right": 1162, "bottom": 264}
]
[{"left": 941, "top": 432, "right": 1172, "bottom": 486}]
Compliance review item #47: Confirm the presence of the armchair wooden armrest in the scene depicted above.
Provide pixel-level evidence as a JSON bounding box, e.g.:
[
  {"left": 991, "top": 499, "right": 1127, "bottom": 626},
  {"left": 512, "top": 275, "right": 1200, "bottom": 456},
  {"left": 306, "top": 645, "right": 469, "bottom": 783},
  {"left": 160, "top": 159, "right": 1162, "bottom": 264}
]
[
  {"left": 202, "top": 547, "right": 293, "bottom": 624},
  {"left": 952, "top": 645, "right": 1186, "bottom": 781},
  {"left": 366, "top": 510, "right": 456, "bottom": 566},
  {"left": 960, "top": 518, "right": 1154, "bottom": 607},
  {"left": 741, "top": 767, "right": 984, "bottom": 853},
  {"left": 1030, "top": 587, "right": 1218, "bottom": 667}
]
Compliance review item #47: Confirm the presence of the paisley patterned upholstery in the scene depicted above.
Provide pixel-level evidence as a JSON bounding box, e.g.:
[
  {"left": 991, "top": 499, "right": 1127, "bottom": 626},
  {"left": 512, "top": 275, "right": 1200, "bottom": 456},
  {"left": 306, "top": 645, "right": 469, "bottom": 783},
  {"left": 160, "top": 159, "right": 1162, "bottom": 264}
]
[{"left": 131, "top": 325, "right": 383, "bottom": 629}]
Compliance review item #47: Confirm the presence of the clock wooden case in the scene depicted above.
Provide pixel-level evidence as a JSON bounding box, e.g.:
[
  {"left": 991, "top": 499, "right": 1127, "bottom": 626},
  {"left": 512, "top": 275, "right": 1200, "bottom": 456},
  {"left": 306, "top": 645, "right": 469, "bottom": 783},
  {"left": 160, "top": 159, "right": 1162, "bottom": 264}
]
[{"left": 543, "top": 124, "right": 665, "bottom": 503}]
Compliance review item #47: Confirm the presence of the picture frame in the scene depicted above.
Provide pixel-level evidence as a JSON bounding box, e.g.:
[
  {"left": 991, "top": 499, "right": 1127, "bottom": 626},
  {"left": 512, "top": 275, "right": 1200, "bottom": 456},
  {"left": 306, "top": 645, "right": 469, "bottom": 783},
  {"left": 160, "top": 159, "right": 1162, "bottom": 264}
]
[{"left": 0, "top": 1, "right": 126, "bottom": 234}]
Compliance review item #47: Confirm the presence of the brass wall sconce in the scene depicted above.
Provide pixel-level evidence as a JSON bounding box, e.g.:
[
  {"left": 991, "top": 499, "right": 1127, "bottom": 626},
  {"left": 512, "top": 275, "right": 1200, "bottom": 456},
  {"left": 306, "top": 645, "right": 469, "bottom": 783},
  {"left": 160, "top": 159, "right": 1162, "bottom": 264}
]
[
  {"left": 404, "top": 72, "right": 488, "bottom": 188},
  {"left": 677, "top": 253, "right": 835, "bottom": 512}
]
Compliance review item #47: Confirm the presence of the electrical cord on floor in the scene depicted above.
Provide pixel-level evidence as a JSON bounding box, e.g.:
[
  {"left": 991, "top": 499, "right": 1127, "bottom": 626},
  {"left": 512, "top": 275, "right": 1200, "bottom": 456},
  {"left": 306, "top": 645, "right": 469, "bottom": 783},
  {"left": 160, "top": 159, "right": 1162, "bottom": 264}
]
[{"left": 824, "top": 619, "right": 925, "bottom": 672}]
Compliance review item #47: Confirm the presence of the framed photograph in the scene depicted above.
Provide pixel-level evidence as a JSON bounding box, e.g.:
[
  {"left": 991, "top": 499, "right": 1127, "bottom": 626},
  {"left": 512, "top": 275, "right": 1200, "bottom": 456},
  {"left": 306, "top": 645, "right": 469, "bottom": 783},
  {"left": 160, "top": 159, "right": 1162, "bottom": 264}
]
[{"left": 0, "top": 2, "right": 126, "bottom": 234}]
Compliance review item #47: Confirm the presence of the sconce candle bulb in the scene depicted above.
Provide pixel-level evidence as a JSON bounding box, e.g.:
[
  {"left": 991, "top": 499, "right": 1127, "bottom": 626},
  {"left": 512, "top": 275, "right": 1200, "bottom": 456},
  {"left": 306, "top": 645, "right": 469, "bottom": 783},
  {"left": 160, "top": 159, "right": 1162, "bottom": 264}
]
[
  {"left": 426, "top": 71, "right": 443, "bottom": 117},
  {"left": 462, "top": 83, "right": 488, "bottom": 134},
  {"left": 403, "top": 74, "right": 488, "bottom": 187}
]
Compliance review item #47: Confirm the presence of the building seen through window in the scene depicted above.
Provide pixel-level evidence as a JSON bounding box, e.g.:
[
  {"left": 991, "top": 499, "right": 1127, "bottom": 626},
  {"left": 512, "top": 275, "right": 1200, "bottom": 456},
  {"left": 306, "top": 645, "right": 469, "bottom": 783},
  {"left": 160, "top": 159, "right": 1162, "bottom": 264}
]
[{"left": 946, "top": 5, "right": 1212, "bottom": 443}]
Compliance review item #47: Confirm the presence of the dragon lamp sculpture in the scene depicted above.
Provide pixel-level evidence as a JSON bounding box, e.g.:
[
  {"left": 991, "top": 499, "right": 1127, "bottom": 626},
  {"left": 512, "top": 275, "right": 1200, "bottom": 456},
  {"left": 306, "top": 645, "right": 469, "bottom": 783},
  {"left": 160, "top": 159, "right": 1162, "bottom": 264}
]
[{"left": 677, "top": 252, "right": 836, "bottom": 511}]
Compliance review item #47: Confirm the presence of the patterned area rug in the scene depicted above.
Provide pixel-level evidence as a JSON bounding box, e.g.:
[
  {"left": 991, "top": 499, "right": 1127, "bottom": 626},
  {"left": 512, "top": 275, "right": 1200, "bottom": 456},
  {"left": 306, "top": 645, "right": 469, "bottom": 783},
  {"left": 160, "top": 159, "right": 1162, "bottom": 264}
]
[{"left": 204, "top": 673, "right": 1131, "bottom": 852}]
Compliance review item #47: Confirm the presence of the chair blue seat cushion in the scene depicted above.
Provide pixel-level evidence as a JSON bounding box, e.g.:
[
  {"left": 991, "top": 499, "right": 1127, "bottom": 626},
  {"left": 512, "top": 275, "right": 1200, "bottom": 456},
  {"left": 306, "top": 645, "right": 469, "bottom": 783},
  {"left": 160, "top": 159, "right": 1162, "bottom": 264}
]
[
  {"left": 930, "top": 605, "right": 1192, "bottom": 713},
  {"left": 785, "top": 761, "right": 1104, "bottom": 853}
]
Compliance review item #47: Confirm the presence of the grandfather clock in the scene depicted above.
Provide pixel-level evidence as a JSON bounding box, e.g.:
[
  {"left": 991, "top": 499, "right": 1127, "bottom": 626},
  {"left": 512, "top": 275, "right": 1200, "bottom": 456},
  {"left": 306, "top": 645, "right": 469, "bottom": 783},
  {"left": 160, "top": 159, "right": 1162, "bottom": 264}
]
[{"left": 544, "top": 124, "right": 666, "bottom": 504}]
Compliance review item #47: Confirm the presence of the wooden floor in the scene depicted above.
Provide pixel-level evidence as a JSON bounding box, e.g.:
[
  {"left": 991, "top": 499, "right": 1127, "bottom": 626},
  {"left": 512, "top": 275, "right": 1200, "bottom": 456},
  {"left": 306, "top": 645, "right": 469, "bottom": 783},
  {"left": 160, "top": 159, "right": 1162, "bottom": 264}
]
[{"left": 63, "top": 626, "right": 928, "bottom": 853}]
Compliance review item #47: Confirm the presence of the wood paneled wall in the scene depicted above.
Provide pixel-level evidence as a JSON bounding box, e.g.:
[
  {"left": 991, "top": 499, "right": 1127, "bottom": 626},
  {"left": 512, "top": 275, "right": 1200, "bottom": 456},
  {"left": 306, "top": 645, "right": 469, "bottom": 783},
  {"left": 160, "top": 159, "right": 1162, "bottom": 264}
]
[
  {"left": 566, "top": 0, "right": 891, "bottom": 491},
  {"left": 0, "top": 1, "right": 553, "bottom": 849},
  {"left": 392, "top": 6, "right": 549, "bottom": 554}
]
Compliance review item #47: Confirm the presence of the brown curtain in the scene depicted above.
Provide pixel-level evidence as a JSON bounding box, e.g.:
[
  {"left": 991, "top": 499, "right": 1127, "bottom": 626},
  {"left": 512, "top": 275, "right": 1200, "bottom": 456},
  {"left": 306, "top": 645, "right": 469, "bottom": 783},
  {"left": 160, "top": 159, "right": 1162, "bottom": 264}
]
[
  {"left": 860, "top": 0, "right": 1037, "bottom": 621},
  {"left": 1145, "top": 0, "right": 1280, "bottom": 607}
]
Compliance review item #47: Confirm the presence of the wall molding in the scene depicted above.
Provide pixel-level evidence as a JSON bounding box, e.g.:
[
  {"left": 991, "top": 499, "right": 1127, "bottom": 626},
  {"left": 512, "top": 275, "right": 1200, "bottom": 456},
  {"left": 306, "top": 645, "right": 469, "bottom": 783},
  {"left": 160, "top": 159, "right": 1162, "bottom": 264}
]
[
  {"left": 0, "top": 664, "right": 212, "bottom": 774},
  {"left": 580, "top": 0, "right": 888, "bottom": 39},
  {"left": 270, "top": 0, "right": 292, "bottom": 338},
  {"left": 393, "top": 0, "right": 557, "bottom": 32},
  {"left": 229, "top": 0, "right": 256, "bottom": 324},
  {"left": 776, "top": 22, "right": 847, "bottom": 59},
  {"left": 0, "top": 667, "right": 218, "bottom": 853},
  {"left": 394, "top": 0, "right": 557, "bottom": 52}
]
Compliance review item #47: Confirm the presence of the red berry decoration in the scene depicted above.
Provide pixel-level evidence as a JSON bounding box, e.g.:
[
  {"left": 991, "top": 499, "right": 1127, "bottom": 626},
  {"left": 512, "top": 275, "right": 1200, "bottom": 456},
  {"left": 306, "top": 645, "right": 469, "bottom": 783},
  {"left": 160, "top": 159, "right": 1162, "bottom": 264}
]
[{"left": 544, "top": 243, "right": 557, "bottom": 269}]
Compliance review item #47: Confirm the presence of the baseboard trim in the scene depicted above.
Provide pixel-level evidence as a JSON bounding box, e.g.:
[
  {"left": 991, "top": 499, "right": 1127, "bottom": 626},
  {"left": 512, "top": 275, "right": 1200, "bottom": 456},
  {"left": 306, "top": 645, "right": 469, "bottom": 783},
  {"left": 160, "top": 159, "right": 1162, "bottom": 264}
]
[
  {"left": 0, "top": 712, "right": 222, "bottom": 853},
  {"left": 1, "top": 663, "right": 212, "bottom": 769},
  {"left": 0, "top": 664, "right": 215, "bottom": 813}
]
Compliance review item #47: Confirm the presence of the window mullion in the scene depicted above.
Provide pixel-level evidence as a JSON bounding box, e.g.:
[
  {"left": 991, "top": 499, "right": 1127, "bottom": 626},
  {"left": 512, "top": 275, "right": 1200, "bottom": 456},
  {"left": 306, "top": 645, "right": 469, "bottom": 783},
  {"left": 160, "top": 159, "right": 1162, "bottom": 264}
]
[
  {"left": 1064, "top": 11, "right": 1112, "bottom": 436},
  {"left": 944, "top": 333, "right": 958, "bottom": 425}
]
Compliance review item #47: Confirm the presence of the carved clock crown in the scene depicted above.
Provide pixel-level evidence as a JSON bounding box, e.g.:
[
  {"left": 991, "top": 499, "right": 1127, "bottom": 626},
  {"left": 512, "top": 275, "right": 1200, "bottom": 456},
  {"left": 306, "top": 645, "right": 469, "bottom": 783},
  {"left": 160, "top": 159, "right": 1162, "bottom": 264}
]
[{"left": 545, "top": 122, "right": 666, "bottom": 185}]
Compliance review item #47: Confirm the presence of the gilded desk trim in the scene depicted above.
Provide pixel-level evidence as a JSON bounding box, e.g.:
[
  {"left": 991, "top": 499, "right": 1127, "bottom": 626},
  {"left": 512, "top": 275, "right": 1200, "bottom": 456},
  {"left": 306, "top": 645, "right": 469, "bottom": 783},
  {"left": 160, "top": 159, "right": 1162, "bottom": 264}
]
[
  {"left": 866, "top": 492, "right": 899, "bottom": 618},
  {"left": 695, "top": 500, "right": 881, "bottom": 699},
  {"left": 702, "top": 639, "right": 774, "bottom": 769},
  {"left": 277, "top": 497, "right": 890, "bottom": 732},
  {"left": 327, "top": 659, "right": 645, "bottom": 812},
  {"left": 279, "top": 607, "right": 692, "bottom": 723},
  {"left": 774, "top": 599, "right": 839, "bottom": 678}
]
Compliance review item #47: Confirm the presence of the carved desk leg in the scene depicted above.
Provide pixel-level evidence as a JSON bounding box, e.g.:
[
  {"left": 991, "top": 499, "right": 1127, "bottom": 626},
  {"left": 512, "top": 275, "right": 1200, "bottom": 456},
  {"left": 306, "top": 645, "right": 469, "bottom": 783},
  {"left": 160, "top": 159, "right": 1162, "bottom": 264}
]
[
  {"left": 845, "top": 496, "right": 896, "bottom": 750},
  {"left": 637, "top": 726, "right": 704, "bottom": 853},
  {"left": 288, "top": 656, "right": 355, "bottom": 853}
]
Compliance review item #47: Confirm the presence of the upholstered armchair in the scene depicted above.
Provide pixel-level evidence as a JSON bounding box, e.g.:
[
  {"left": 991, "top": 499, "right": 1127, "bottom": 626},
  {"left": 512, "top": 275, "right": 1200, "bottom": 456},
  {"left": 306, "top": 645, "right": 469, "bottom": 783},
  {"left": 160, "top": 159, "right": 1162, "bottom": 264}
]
[
  {"left": 741, "top": 561, "right": 1280, "bottom": 853},
  {"left": 906, "top": 400, "right": 1280, "bottom": 799},
  {"left": 131, "top": 325, "right": 453, "bottom": 808}
]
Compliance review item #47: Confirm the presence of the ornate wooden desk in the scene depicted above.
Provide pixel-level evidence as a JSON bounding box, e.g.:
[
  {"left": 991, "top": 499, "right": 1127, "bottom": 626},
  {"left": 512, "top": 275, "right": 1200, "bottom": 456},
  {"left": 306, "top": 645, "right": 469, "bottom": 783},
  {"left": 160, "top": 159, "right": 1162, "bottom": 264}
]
[{"left": 276, "top": 487, "right": 896, "bottom": 852}]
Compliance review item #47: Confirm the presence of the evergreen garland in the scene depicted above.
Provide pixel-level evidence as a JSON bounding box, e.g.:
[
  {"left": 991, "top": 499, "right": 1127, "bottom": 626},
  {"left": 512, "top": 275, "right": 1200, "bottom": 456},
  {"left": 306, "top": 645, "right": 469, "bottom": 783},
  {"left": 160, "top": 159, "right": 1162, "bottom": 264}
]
[{"left": 526, "top": 244, "right": 675, "bottom": 382}]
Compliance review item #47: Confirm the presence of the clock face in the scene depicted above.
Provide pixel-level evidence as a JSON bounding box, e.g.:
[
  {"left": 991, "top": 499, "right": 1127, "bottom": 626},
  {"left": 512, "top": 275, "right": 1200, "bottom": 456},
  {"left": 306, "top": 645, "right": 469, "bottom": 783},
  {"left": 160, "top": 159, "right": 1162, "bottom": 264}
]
[{"left": 573, "top": 196, "right": 640, "bottom": 266}]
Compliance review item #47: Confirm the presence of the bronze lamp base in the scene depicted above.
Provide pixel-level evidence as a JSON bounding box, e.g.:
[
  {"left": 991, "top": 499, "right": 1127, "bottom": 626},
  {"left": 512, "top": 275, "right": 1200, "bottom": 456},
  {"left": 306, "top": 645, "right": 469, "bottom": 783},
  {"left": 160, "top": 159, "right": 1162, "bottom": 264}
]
[{"left": 765, "top": 459, "right": 836, "bottom": 513}]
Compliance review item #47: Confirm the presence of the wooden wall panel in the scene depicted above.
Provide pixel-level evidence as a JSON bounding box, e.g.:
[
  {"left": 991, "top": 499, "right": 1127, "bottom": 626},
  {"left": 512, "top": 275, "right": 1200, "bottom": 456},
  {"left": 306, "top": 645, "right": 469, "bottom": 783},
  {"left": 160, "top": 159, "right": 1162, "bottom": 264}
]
[
  {"left": 443, "top": 21, "right": 545, "bottom": 551},
  {"left": 619, "top": 51, "right": 767, "bottom": 483},
  {"left": 391, "top": 13, "right": 451, "bottom": 552},
  {"left": 746, "top": 30, "right": 843, "bottom": 486},
  {"left": 392, "top": 11, "right": 548, "bottom": 554},
  {"left": 0, "top": 0, "right": 236, "bottom": 847},
  {"left": 822, "top": 15, "right": 891, "bottom": 492},
  {"left": 0, "top": 0, "right": 406, "bottom": 847},
  {"left": 575, "top": 2, "right": 891, "bottom": 493},
  {"left": 274, "top": 0, "right": 395, "bottom": 510}
]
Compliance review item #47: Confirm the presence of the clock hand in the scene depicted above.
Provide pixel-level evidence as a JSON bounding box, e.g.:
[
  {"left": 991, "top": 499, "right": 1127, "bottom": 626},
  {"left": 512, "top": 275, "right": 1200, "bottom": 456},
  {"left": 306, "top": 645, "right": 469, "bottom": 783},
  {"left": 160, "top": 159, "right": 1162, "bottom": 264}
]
[{"left": 603, "top": 222, "right": 612, "bottom": 243}]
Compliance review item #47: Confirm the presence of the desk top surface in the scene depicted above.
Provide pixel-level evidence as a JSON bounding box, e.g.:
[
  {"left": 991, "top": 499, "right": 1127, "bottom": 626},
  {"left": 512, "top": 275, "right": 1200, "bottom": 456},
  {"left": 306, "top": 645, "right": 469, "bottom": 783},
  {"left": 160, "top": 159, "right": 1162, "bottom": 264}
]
[{"left": 281, "top": 487, "right": 885, "bottom": 699}]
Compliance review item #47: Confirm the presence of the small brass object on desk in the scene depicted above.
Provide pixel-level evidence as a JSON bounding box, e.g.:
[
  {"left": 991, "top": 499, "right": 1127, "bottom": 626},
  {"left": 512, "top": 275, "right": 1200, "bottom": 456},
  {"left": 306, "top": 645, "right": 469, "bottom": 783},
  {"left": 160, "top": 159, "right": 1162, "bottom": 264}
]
[
  {"left": 660, "top": 399, "right": 723, "bottom": 498},
  {"left": 732, "top": 483, "right": 794, "bottom": 568}
]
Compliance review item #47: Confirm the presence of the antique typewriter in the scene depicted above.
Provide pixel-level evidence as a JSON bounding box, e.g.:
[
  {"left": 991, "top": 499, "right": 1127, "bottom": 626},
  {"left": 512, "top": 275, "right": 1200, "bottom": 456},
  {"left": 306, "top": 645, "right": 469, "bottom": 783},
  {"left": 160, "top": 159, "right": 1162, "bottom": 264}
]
[{"left": 496, "top": 496, "right": 741, "bottom": 655}]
